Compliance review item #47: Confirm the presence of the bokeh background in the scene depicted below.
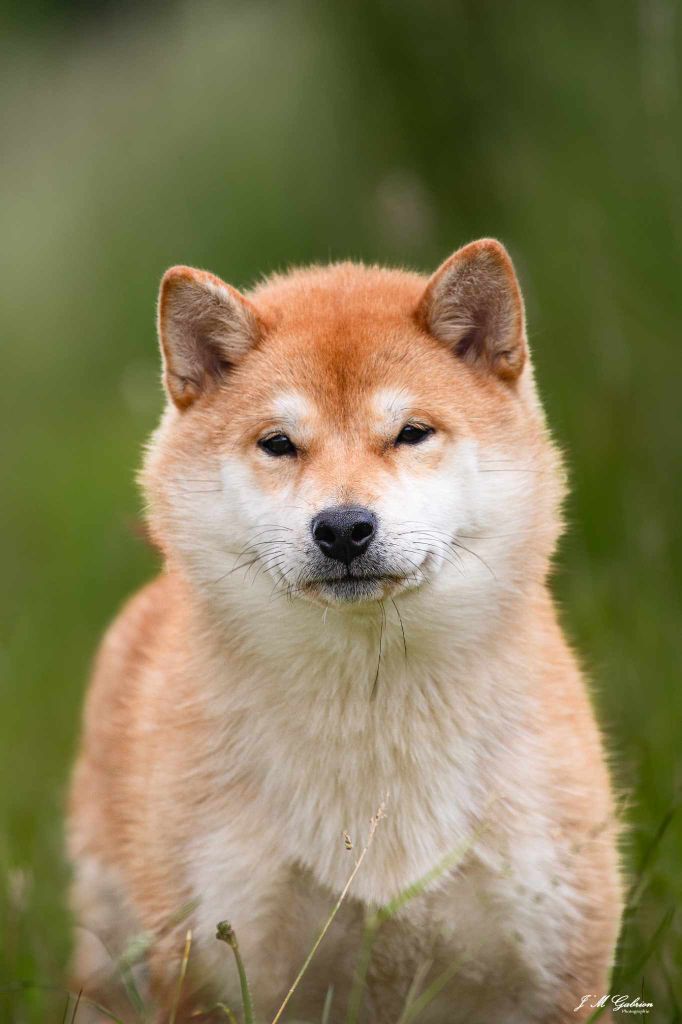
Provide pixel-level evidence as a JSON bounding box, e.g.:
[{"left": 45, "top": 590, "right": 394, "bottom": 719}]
[{"left": 1, "top": 1, "right": 681, "bottom": 1020}]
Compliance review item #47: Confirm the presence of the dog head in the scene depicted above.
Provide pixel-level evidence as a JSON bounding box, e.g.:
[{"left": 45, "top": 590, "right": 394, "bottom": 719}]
[{"left": 142, "top": 241, "right": 564, "bottom": 620}]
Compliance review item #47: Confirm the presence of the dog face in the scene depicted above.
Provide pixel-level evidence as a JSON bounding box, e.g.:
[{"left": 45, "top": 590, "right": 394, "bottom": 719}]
[{"left": 143, "top": 241, "right": 564, "bottom": 614}]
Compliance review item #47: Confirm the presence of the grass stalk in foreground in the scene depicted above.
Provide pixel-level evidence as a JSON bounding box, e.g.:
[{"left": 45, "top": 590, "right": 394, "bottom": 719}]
[
  {"left": 346, "top": 825, "right": 485, "bottom": 1024},
  {"left": 320, "top": 985, "right": 334, "bottom": 1024},
  {"left": 270, "top": 804, "right": 386, "bottom": 1024},
  {"left": 394, "top": 961, "right": 431, "bottom": 1024},
  {"left": 168, "top": 929, "right": 192, "bottom": 1024},
  {"left": 216, "top": 921, "right": 256, "bottom": 1024}
]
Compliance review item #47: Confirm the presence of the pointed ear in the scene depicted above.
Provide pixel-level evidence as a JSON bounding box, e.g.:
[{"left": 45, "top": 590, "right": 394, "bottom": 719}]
[
  {"left": 416, "top": 239, "right": 527, "bottom": 382},
  {"left": 157, "top": 266, "right": 263, "bottom": 409}
]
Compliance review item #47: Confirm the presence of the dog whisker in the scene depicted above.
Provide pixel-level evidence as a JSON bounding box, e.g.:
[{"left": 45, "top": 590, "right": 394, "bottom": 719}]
[
  {"left": 370, "top": 601, "right": 386, "bottom": 701},
  {"left": 450, "top": 540, "right": 496, "bottom": 579},
  {"left": 391, "top": 598, "right": 408, "bottom": 662}
]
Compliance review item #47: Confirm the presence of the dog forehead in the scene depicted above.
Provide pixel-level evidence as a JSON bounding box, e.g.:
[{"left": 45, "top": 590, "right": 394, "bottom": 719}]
[
  {"left": 249, "top": 321, "right": 419, "bottom": 422},
  {"left": 267, "top": 385, "right": 416, "bottom": 429},
  {"left": 250, "top": 263, "right": 430, "bottom": 379}
]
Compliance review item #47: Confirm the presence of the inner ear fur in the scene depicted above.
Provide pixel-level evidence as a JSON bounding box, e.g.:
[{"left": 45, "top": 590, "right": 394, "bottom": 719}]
[
  {"left": 416, "top": 239, "right": 527, "bottom": 382},
  {"left": 158, "top": 266, "right": 263, "bottom": 409}
]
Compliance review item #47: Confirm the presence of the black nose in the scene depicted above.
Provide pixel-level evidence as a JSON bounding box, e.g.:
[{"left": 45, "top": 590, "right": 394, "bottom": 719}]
[{"left": 311, "top": 506, "right": 377, "bottom": 565}]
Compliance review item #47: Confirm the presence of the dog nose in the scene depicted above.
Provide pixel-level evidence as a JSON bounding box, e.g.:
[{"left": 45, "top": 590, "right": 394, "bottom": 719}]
[{"left": 311, "top": 506, "right": 377, "bottom": 565}]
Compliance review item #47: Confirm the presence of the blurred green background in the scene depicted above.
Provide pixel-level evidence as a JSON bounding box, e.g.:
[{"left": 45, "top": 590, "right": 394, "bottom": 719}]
[{"left": 1, "top": 1, "right": 680, "bottom": 1020}]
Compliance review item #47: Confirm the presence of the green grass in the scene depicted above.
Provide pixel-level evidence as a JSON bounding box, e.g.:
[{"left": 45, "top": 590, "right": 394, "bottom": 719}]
[
  {"left": 1, "top": 1, "right": 680, "bottom": 1020},
  {"left": 37, "top": 811, "right": 478, "bottom": 1022}
]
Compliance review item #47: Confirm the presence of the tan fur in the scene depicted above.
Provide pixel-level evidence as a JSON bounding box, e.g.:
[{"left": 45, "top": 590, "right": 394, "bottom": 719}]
[{"left": 68, "top": 241, "right": 622, "bottom": 1023}]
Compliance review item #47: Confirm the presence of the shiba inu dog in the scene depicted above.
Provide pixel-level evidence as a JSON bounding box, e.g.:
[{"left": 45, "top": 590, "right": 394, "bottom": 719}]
[{"left": 68, "top": 240, "right": 622, "bottom": 1023}]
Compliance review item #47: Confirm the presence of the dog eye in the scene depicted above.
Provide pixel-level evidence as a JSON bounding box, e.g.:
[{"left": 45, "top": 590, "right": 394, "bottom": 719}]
[
  {"left": 259, "top": 433, "right": 297, "bottom": 457},
  {"left": 395, "top": 424, "right": 433, "bottom": 446}
]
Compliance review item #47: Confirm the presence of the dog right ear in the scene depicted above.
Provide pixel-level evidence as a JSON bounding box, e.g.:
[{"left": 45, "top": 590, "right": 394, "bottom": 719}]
[{"left": 157, "top": 266, "right": 263, "bottom": 410}]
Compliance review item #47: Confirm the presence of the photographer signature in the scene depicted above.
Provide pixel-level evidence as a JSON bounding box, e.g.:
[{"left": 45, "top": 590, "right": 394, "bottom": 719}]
[{"left": 575, "top": 994, "right": 653, "bottom": 1015}]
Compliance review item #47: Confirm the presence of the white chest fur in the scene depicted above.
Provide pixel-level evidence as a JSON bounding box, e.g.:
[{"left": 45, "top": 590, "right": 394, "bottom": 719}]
[{"left": 185, "top": 608, "right": 574, "bottom": 1020}]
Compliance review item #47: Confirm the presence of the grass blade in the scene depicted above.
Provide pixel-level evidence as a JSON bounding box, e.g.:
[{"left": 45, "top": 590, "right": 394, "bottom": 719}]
[
  {"left": 344, "top": 914, "right": 380, "bottom": 1024},
  {"left": 169, "top": 928, "right": 192, "bottom": 1024},
  {"left": 627, "top": 906, "right": 675, "bottom": 980},
  {"left": 271, "top": 804, "right": 386, "bottom": 1024},
  {"left": 397, "top": 961, "right": 460, "bottom": 1024},
  {"left": 0, "top": 983, "right": 127, "bottom": 1024},
  {"left": 375, "top": 834, "right": 480, "bottom": 926},
  {"left": 346, "top": 823, "right": 484, "bottom": 1024},
  {"left": 658, "top": 952, "right": 682, "bottom": 1023},
  {"left": 395, "top": 961, "right": 432, "bottom": 1024},
  {"left": 216, "top": 921, "right": 255, "bottom": 1024},
  {"left": 320, "top": 985, "right": 334, "bottom": 1024},
  {"left": 69, "top": 988, "right": 83, "bottom": 1024},
  {"left": 212, "top": 1003, "right": 239, "bottom": 1023}
]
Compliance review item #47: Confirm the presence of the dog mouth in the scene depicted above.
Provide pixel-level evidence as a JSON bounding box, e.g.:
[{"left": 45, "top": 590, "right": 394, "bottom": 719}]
[{"left": 301, "top": 570, "right": 420, "bottom": 604}]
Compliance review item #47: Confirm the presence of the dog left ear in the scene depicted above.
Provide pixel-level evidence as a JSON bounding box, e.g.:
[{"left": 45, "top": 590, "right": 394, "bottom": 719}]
[{"left": 416, "top": 239, "right": 527, "bottom": 382}]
